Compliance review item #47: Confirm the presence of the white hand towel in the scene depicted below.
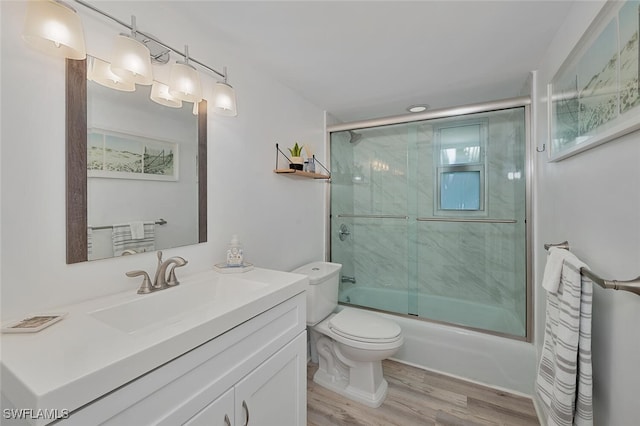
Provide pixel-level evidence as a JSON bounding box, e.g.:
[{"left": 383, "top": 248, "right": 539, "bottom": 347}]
[
  {"left": 542, "top": 247, "right": 588, "bottom": 292},
  {"left": 129, "top": 221, "right": 145, "bottom": 240}
]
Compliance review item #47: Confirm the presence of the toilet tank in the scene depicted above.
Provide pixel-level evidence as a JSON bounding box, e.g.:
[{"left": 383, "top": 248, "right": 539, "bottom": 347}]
[{"left": 292, "top": 261, "right": 342, "bottom": 325}]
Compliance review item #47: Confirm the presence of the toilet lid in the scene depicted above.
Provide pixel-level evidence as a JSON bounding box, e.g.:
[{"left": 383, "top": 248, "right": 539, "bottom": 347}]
[{"left": 329, "top": 309, "right": 401, "bottom": 343}]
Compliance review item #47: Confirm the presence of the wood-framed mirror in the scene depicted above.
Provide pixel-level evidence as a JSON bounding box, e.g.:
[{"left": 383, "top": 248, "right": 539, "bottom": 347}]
[{"left": 66, "top": 58, "right": 207, "bottom": 264}]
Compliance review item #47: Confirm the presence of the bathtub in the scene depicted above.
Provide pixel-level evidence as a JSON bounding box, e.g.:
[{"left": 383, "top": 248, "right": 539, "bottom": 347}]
[{"left": 338, "top": 286, "right": 536, "bottom": 396}]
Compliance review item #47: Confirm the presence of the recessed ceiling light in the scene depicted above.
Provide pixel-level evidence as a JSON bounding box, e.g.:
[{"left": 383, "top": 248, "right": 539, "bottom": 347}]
[{"left": 407, "top": 104, "right": 429, "bottom": 113}]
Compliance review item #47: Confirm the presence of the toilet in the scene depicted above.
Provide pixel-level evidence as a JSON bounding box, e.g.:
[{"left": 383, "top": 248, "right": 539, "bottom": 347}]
[{"left": 293, "top": 261, "right": 403, "bottom": 408}]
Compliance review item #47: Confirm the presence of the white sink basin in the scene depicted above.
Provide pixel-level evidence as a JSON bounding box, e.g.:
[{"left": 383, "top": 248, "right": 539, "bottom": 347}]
[{"left": 90, "top": 276, "right": 268, "bottom": 333}]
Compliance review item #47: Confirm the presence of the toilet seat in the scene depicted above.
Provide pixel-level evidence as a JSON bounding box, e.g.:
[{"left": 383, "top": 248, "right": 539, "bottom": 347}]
[{"left": 329, "top": 309, "right": 402, "bottom": 344}]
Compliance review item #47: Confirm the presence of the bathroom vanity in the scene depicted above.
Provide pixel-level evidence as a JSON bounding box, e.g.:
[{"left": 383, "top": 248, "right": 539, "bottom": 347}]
[{"left": 0, "top": 268, "right": 307, "bottom": 425}]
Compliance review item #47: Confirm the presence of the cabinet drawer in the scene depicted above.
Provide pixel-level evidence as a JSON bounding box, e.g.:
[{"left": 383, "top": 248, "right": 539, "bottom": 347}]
[{"left": 63, "top": 293, "right": 305, "bottom": 425}]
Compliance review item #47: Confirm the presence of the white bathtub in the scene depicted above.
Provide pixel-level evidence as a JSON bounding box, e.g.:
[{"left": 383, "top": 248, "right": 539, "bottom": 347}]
[{"left": 338, "top": 286, "right": 537, "bottom": 396}]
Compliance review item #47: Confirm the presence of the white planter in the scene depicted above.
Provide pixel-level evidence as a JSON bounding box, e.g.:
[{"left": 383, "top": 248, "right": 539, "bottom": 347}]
[{"left": 289, "top": 156, "right": 304, "bottom": 170}]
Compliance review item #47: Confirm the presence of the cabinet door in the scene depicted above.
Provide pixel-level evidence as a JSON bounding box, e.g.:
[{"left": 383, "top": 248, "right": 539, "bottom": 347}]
[
  {"left": 184, "top": 388, "right": 234, "bottom": 426},
  {"left": 234, "top": 332, "right": 306, "bottom": 426}
]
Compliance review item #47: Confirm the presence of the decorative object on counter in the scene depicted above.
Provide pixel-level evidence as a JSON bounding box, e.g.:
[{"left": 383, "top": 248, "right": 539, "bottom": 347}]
[
  {"left": 226, "top": 234, "right": 244, "bottom": 266},
  {"left": 1, "top": 313, "right": 67, "bottom": 333},
  {"left": 213, "top": 234, "right": 253, "bottom": 273},
  {"left": 288, "top": 142, "right": 304, "bottom": 170}
]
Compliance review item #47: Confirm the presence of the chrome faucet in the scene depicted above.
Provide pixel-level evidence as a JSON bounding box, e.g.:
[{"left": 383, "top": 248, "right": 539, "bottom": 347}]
[
  {"left": 341, "top": 275, "right": 356, "bottom": 284},
  {"left": 126, "top": 251, "right": 188, "bottom": 294}
]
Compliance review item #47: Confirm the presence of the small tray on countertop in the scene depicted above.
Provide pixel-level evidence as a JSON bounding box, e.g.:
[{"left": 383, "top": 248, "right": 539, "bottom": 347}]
[{"left": 213, "top": 262, "right": 254, "bottom": 274}]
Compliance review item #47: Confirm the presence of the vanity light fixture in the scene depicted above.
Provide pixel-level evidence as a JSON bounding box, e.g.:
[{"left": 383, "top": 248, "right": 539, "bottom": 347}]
[
  {"left": 150, "top": 81, "right": 183, "bottom": 108},
  {"left": 22, "top": 0, "right": 86, "bottom": 60},
  {"left": 23, "top": 0, "right": 238, "bottom": 115},
  {"left": 88, "top": 56, "right": 135, "bottom": 92},
  {"left": 212, "top": 67, "right": 238, "bottom": 117},
  {"left": 168, "top": 45, "right": 202, "bottom": 103},
  {"left": 109, "top": 16, "right": 153, "bottom": 85}
]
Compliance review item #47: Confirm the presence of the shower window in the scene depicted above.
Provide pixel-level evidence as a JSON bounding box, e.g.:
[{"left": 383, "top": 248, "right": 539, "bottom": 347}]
[
  {"left": 435, "top": 121, "right": 486, "bottom": 213},
  {"left": 437, "top": 123, "right": 484, "bottom": 165},
  {"left": 438, "top": 166, "right": 483, "bottom": 210}
]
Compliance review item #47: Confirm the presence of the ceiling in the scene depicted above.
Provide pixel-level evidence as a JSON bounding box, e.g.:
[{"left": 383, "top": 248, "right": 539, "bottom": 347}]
[{"left": 163, "top": 1, "right": 576, "bottom": 123}]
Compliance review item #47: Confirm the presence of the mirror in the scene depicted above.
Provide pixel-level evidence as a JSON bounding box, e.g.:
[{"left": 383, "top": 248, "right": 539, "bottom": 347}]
[{"left": 66, "top": 58, "right": 207, "bottom": 264}]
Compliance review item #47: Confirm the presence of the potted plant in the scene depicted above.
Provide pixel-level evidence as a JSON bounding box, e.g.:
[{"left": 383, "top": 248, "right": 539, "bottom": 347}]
[{"left": 288, "top": 142, "right": 304, "bottom": 170}]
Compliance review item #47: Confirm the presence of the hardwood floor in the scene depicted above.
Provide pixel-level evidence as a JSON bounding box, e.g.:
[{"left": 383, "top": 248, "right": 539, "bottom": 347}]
[{"left": 307, "top": 360, "right": 540, "bottom": 426}]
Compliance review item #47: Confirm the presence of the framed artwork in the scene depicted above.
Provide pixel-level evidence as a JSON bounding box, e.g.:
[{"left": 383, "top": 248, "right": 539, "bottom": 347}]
[
  {"left": 88, "top": 128, "right": 179, "bottom": 181},
  {"left": 548, "top": 0, "right": 640, "bottom": 161}
]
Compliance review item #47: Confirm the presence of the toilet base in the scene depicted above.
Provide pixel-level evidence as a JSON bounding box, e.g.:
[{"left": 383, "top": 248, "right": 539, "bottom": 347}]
[
  {"left": 308, "top": 312, "right": 402, "bottom": 408},
  {"left": 313, "top": 367, "right": 389, "bottom": 408}
]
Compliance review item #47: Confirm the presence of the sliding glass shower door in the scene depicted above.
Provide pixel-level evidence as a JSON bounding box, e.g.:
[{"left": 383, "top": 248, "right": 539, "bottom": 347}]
[
  {"left": 330, "top": 124, "right": 412, "bottom": 314},
  {"left": 330, "top": 106, "right": 528, "bottom": 338}
]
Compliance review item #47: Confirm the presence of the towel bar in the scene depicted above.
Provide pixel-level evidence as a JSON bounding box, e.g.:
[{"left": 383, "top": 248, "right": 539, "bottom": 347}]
[
  {"left": 545, "top": 241, "right": 640, "bottom": 296},
  {"left": 89, "top": 219, "right": 167, "bottom": 231}
]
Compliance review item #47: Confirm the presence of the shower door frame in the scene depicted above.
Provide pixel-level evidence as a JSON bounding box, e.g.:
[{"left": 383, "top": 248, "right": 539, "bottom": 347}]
[{"left": 325, "top": 96, "right": 533, "bottom": 342}]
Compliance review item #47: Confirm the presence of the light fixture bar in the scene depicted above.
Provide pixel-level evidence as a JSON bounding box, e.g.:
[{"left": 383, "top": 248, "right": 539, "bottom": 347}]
[{"left": 71, "top": 0, "right": 226, "bottom": 80}]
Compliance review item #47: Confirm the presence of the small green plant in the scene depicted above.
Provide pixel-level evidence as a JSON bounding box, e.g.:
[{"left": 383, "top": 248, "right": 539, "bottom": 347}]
[{"left": 288, "top": 142, "right": 304, "bottom": 157}]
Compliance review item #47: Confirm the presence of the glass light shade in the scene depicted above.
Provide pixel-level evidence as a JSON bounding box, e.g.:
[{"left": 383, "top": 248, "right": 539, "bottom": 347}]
[
  {"left": 110, "top": 34, "right": 153, "bottom": 85},
  {"left": 150, "top": 81, "right": 183, "bottom": 108},
  {"left": 22, "top": 0, "right": 86, "bottom": 60},
  {"left": 212, "top": 81, "right": 237, "bottom": 116},
  {"left": 168, "top": 62, "right": 202, "bottom": 103},
  {"left": 88, "top": 57, "right": 135, "bottom": 92}
]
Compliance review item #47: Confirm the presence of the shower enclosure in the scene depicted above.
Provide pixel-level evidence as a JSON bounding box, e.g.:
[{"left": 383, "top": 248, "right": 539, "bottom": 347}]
[{"left": 329, "top": 100, "right": 530, "bottom": 339}]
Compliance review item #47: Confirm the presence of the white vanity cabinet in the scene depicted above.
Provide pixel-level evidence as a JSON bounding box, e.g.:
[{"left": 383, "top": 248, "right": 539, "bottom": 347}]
[
  {"left": 185, "top": 388, "right": 234, "bottom": 426},
  {"left": 62, "top": 292, "right": 307, "bottom": 426},
  {"left": 187, "top": 333, "right": 305, "bottom": 426}
]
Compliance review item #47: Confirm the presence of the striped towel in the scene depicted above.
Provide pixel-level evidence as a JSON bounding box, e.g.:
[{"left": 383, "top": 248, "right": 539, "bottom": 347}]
[
  {"left": 112, "top": 223, "right": 155, "bottom": 256},
  {"left": 536, "top": 256, "right": 593, "bottom": 426}
]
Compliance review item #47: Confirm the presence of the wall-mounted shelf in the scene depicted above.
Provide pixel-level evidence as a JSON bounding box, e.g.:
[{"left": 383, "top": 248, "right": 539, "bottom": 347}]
[
  {"left": 273, "top": 169, "right": 330, "bottom": 179},
  {"left": 274, "top": 143, "right": 330, "bottom": 180}
]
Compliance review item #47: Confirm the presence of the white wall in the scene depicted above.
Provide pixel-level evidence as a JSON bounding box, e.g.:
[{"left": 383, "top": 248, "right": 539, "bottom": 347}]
[
  {"left": 534, "top": 1, "right": 640, "bottom": 424},
  {"left": 0, "top": 1, "right": 326, "bottom": 321}
]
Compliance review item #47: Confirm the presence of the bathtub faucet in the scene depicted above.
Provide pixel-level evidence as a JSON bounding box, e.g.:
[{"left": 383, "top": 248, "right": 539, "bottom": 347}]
[{"left": 341, "top": 275, "right": 356, "bottom": 284}]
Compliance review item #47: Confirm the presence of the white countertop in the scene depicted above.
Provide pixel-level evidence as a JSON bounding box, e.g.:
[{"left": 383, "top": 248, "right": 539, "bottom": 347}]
[{"left": 0, "top": 267, "right": 307, "bottom": 422}]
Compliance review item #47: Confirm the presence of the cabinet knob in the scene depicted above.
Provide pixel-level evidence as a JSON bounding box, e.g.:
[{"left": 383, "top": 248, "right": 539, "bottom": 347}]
[{"left": 242, "top": 400, "right": 250, "bottom": 426}]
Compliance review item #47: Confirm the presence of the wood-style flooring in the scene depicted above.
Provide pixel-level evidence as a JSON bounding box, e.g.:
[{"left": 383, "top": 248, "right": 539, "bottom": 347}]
[{"left": 307, "top": 360, "right": 540, "bottom": 426}]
